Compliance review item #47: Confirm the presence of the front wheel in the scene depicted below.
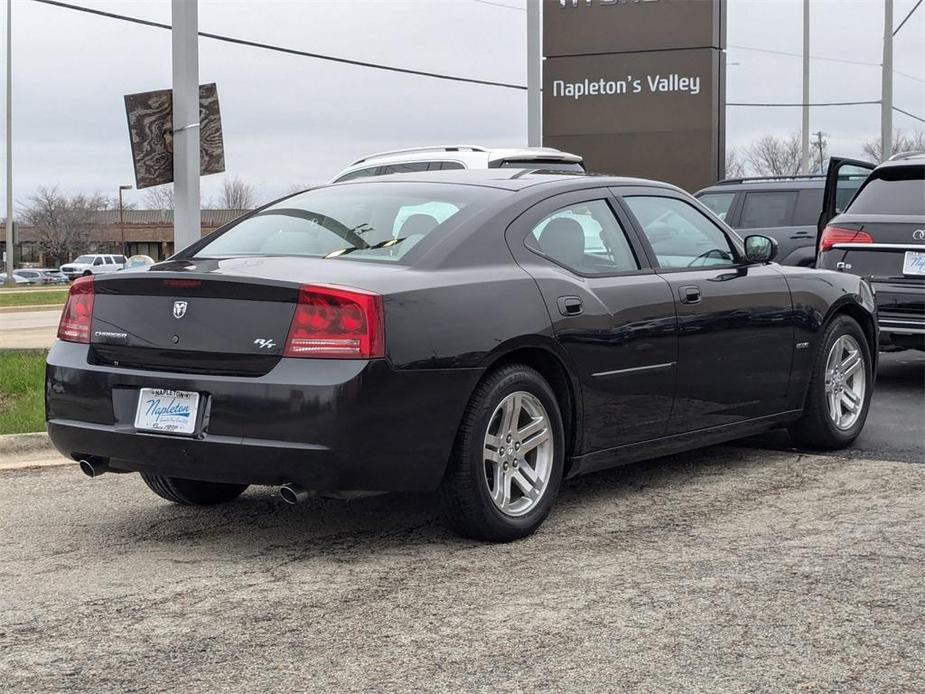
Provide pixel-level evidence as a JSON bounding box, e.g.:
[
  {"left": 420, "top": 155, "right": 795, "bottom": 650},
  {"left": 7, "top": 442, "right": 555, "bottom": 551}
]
[
  {"left": 440, "top": 364, "right": 565, "bottom": 542},
  {"left": 789, "top": 315, "right": 873, "bottom": 450},
  {"left": 140, "top": 473, "right": 248, "bottom": 506}
]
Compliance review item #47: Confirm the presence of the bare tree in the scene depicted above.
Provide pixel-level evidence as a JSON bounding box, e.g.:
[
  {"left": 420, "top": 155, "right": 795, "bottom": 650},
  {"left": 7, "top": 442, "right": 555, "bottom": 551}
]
[
  {"left": 20, "top": 186, "right": 107, "bottom": 265},
  {"left": 142, "top": 184, "right": 175, "bottom": 209},
  {"left": 861, "top": 129, "right": 925, "bottom": 162},
  {"left": 744, "top": 133, "right": 802, "bottom": 177},
  {"left": 810, "top": 132, "right": 829, "bottom": 174},
  {"left": 219, "top": 177, "right": 256, "bottom": 209},
  {"left": 724, "top": 148, "right": 747, "bottom": 179}
]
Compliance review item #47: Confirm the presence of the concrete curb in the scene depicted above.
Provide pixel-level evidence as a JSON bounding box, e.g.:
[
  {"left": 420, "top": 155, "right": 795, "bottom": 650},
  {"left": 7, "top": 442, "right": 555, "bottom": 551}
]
[
  {"left": 0, "top": 432, "right": 70, "bottom": 471},
  {"left": 0, "top": 304, "right": 65, "bottom": 314}
]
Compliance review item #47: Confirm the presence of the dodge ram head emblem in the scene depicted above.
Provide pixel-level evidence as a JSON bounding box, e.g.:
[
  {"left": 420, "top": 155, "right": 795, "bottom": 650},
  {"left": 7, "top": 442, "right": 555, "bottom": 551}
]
[{"left": 172, "top": 301, "right": 188, "bottom": 319}]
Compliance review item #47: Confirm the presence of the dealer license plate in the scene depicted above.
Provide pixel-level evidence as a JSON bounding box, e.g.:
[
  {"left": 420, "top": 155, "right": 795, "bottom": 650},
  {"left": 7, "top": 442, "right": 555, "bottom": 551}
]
[
  {"left": 134, "top": 388, "right": 200, "bottom": 435},
  {"left": 903, "top": 251, "right": 925, "bottom": 276}
]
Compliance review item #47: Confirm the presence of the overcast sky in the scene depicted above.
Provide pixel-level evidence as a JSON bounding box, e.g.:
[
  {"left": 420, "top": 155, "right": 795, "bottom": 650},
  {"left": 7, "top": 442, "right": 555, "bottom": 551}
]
[{"left": 1, "top": 0, "right": 923, "bottom": 215}]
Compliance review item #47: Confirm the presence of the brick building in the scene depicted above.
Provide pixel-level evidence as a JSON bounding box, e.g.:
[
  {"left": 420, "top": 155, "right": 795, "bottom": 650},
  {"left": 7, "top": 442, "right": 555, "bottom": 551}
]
[{"left": 1, "top": 209, "right": 247, "bottom": 267}]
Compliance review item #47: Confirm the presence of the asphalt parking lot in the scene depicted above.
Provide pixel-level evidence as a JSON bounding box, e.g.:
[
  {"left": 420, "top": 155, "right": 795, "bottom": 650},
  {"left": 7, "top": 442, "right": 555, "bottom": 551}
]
[{"left": 2, "top": 444, "right": 923, "bottom": 692}]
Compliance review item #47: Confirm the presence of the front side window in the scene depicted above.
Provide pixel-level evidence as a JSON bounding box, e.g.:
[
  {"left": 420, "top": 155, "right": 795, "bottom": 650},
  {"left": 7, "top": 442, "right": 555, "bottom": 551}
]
[
  {"left": 624, "top": 196, "right": 737, "bottom": 269},
  {"left": 191, "top": 183, "right": 506, "bottom": 265},
  {"left": 739, "top": 191, "right": 797, "bottom": 229},
  {"left": 529, "top": 200, "right": 638, "bottom": 274},
  {"left": 380, "top": 162, "right": 430, "bottom": 175},
  {"left": 92, "top": 257, "right": 104, "bottom": 266},
  {"left": 697, "top": 192, "right": 736, "bottom": 221}
]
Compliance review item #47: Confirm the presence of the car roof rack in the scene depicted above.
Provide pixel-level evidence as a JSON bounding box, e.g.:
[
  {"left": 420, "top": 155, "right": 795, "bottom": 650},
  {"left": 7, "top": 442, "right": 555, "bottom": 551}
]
[
  {"left": 351, "top": 145, "right": 489, "bottom": 166},
  {"left": 887, "top": 150, "right": 925, "bottom": 161},
  {"left": 714, "top": 174, "right": 826, "bottom": 185}
]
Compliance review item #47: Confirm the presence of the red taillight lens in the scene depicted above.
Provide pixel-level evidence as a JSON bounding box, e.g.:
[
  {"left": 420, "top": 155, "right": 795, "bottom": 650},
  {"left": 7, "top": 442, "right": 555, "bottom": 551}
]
[
  {"left": 284, "top": 285, "right": 384, "bottom": 359},
  {"left": 819, "top": 225, "right": 874, "bottom": 252},
  {"left": 57, "top": 275, "right": 95, "bottom": 343}
]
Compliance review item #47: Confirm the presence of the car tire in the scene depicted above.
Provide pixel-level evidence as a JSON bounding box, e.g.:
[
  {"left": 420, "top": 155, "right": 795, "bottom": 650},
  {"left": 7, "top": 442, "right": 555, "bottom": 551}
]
[
  {"left": 788, "top": 315, "right": 873, "bottom": 450},
  {"left": 82, "top": 270, "right": 92, "bottom": 277},
  {"left": 140, "top": 473, "right": 248, "bottom": 506},
  {"left": 440, "top": 364, "right": 565, "bottom": 542}
]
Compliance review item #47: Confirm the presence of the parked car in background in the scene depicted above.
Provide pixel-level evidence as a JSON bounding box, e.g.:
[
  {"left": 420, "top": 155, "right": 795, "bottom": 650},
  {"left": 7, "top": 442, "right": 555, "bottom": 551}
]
[
  {"left": 34, "top": 268, "right": 70, "bottom": 285},
  {"left": 8, "top": 269, "right": 47, "bottom": 285},
  {"left": 695, "top": 176, "right": 825, "bottom": 267},
  {"left": 0, "top": 271, "right": 30, "bottom": 285},
  {"left": 48, "top": 169, "right": 877, "bottom": 542},
  {"left": 60, "top": 254, "right": 126, "bottom": 280},
  {"left": 818, "top": 152, "right": 925, "bottom": 351},
  {"left": 331, "top": 145, "right": 584, "bottom": 183}
]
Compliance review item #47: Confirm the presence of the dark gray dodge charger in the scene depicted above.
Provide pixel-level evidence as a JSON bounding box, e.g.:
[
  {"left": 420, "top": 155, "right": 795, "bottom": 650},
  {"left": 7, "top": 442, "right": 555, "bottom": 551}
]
[{"left": 46, "top": 170, "right": 878, "bottom": 541}]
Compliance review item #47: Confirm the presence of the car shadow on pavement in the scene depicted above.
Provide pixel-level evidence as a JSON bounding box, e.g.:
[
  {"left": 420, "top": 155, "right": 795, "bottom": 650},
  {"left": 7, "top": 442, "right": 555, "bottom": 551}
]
[{"left": 82, "top": 445, "right": 753, "bottom": 559}]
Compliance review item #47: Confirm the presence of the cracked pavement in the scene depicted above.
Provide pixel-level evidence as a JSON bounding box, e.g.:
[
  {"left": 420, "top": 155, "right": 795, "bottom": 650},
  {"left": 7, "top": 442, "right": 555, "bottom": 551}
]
[{"left": 1, "top": 446, "right": 923, "bottom": 692}]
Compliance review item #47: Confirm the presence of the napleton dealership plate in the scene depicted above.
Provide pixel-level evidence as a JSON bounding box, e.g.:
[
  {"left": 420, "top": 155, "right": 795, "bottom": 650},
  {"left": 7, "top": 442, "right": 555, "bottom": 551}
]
[
  {"left": 134, "top": 388, "right": 200, "bottom": 435},
  {"left": 902, "top": 250, "right": 925, "bottom": 276}
]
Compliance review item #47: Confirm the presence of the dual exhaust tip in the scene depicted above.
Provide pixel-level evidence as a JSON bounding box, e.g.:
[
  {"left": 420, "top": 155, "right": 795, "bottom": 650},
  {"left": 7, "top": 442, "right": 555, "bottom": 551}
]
[{"left": 79, "top": 459, "right": 310, "bottom": 506}]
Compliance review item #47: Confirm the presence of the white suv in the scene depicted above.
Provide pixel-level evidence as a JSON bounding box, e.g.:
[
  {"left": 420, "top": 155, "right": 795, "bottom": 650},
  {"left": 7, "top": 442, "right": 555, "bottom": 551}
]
[
  {"left": 331, "top": 145, "right": 584, "bottom": 183},
  {"left": 60, "top": 254, "right": 126, "bottom": 280}
]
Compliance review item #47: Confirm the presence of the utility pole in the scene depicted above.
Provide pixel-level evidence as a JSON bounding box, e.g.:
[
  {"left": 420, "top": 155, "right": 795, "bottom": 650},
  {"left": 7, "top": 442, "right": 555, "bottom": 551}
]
[
  {"left": 171, "top": 0, "right": 200, "bottom": 251},
  {"left": 813, "top": 131, "right": 826, "bottom": 173},
  {"left": 881, "top": 0, "right": 893, "bottom": 161},
  {"left": 4, "top": 0, "right": 14, "bottom": 286},
  {"left": 118, "top": 184, "right": 132, "bottom": 258},
  {"left": 526, "top": 0, "right": 541, "bottom": 147},
  {"left": 801, "top": 0, "right": 811, "bottom": 174}
]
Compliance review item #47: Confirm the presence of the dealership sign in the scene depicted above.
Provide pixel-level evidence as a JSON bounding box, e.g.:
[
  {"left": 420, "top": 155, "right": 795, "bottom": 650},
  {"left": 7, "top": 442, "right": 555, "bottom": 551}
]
[{"left": 543, "top": 0, "right": 726, "bottom": 192}]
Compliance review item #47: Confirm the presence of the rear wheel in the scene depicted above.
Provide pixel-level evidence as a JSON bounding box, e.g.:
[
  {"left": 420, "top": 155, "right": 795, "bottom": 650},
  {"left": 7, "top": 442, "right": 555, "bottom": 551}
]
[
  {"left": 440, "top": 364, "right": 565, "bottom": 542},
  {"left": 140, "top": 473, "right": 248, "bottom": 506},
  {"left": 789, "top": 315, "right": 873, "bottom": 450}
]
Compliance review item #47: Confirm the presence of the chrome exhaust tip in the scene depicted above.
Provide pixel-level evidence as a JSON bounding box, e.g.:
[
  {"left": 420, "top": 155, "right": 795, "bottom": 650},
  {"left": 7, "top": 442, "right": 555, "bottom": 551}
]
[
  {"left": 78, "top": 457, "right": 109, "bottom": 478},
  {"left": 279, "top": 483, "right": 310, "bottom": 505}
]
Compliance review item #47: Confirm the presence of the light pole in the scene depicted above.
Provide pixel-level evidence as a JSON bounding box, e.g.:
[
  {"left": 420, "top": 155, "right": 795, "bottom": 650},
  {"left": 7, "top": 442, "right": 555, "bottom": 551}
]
[
  {"left": 4, "top": 0, "right": 14, "bottom": 286},
  {"left": 881, "top": 0, "right": 893, "bottom": 161},
  {"left": 118, "top": 184, "right": 132, "bottom": 257}
]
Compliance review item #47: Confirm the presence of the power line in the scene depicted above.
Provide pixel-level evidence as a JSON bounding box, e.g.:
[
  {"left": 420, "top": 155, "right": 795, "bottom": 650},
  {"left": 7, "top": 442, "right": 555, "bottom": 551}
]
[
  {"left": 893, "top": 0, "right": 922, "bottom": 36},
  {"left": 728, "top": 43, "right": 881, "bottom": 67},
  {"left": 895, "top": 68, "right": 925, "bottom": 84},
  {"left": 469, "top": 0, "right": 526, "bottom": 11},
  {"left": 30, "top": 0, "right": 527, "bottom": 91},
  {"left": 894, "top": 105, "right": 925, "bottom": 124},
  {"left": 728, "top": 100, "right": 881, "bottom": 107}
]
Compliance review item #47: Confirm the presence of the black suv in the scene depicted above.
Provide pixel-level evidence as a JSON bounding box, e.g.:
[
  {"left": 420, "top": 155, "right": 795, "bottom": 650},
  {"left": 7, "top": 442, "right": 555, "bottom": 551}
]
[
  {"left": 695, "top": 176, "right": 825, "bottom": 267},
  {"left": 818, "top": 153, "right": 925, "bottom": 351}
]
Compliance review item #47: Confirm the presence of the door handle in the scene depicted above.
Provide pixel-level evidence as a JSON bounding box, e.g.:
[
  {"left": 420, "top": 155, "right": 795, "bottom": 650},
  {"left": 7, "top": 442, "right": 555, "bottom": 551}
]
[
  {"left": 557, "top": 296, "right": 583, "bottom": 316},
  {"left": 679, "top": 285, "right": 702, "bottom": 304}
]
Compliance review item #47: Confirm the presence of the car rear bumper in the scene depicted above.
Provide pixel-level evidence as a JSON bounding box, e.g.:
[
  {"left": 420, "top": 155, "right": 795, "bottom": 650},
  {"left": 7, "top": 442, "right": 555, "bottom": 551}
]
[
  {"left": 46, "top": 341, "right": 482, "bottom": 492},
  {"left": 873, "top": 279, "right": 925, "bottom": 348}
]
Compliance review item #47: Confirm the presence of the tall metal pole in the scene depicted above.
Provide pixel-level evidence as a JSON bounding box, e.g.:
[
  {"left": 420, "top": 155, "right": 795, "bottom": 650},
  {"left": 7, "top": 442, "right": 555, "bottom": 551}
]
[
  {"left": 800, "top": 0, "right": 811, "bottom": 174},
  {"left": 171, "top": 0, "right": 200, "bottom": 252},
  {"left": 881, "top": 0, "right": 893, "bottom": 161},
  {"left": 4, "top": 0, "right": 14, "bottom": 285},
  {"left": 526, "top": 0, "right": 541, "bottom": 147},
  {"left": 118, "top": 187, "right": 125, "bottom": 257}
]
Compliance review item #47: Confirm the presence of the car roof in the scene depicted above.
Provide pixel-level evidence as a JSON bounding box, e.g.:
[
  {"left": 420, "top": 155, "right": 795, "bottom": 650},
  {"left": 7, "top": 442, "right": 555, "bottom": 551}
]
[
  {"left": 697, "top": 178, "right": 826, "bottom": 194},
  {"left": 348, "top": 145, "right": 582, "bottom": 167},
  {"left": 877, "top": 152, "right": 925, "bottom": 169},
  {"left": 327, "top": 168, "right": 679, "bottom": 193}
]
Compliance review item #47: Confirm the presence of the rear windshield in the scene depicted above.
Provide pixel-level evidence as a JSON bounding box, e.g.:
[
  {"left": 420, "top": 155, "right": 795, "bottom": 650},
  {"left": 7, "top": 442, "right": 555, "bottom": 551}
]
[
  {"left": 191, "top": 182, "right": 506, "bottom": 264},
  {"left": 848, "top": 166, "right": 925, "bottom": 215}
]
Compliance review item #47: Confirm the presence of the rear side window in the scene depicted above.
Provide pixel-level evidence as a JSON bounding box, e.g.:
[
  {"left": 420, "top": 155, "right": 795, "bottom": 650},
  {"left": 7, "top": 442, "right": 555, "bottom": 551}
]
[
  {"left": 848, "top": 166, "right": 925, "bottom": 215},
  {"left": 793, "top": 188, "right": 824, "bottom": 226},
  {"left": 192, "top": 182, "right": 506, "bottom": 264},
  {"left": 434, "top": 161, "right": 465, "bottom": 171},
  {"left": 739, "top": 191, "right": 797, "bottom": 228},
  {"left": 380, "top": 162, "right": 430, "bottom": 175},
  {"left": 528, "top": 200, "right": 638, "bottom": 275},
  {"left": 697, "top": 192, "right": 735, "bottom": 221}
]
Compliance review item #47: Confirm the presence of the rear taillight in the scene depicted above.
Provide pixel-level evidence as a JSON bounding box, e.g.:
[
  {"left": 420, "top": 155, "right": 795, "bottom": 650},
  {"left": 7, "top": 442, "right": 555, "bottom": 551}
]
[
  {"left": 819, "top": 225, "right": 874, "bottom": 252},
  {"left": 284, "top": 285, "right": 384, "bottom": 359},
  {"left": 57, "top": 275, "right": 95, "bottom": 343}
]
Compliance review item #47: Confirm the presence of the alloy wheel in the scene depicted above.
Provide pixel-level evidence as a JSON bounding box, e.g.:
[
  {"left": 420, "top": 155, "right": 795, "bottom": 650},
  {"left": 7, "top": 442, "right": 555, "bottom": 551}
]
[
  {"left": 824, "top": 334, "right": 866, "bottom": 430},
  {"left": 482, "top": 391, "right": 553, "bottom": 517}
]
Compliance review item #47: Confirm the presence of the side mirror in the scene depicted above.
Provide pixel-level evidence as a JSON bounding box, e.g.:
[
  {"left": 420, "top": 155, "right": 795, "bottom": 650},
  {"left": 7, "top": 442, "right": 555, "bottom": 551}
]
[{"left": 744, "top": 235, "right": 778, "bottom": 264}]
